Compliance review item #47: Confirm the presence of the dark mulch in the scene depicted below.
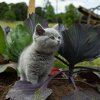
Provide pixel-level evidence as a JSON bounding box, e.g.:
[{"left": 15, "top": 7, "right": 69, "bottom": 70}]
[
  {"left": 47, "top": 79, "right": 74, "bottom": 100},
  {"left": 0, "top": 72, "right": 18, "bottom": 100},
  {"left": 0, "top": 72, "right": 100, "bottom": 100},
  {"left": 47, "top": 78, "right": 100, "bottom": 100}
]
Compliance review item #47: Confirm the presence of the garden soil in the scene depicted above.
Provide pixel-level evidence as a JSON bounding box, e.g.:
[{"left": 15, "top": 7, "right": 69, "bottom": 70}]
[{"left": 0, "top": 72, "right": 100, "bottom": 100}]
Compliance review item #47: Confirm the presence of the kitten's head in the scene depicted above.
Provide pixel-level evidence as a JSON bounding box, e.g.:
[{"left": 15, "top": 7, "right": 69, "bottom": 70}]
[{"left": 33, "top": 24, "right": 61, "bottom": 54}]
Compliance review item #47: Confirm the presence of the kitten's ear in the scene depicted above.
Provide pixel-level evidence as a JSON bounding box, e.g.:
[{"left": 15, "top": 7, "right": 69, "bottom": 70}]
[{"left": 35, "top": 24, "right": 45, "bottom": 35}]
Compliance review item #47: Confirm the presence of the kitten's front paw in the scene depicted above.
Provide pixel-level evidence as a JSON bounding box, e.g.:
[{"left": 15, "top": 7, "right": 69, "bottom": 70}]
[
  {"left": 27, "top": 74, "right": 38, "bottom": 84},
  {"left": 29, "top": 80, "right": 38, "bottom": 85}
]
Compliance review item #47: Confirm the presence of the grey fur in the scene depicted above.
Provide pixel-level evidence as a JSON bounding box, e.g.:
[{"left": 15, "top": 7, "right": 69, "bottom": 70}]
[{"left": 18, "top": 24, "right": 61, "bottom": 84}]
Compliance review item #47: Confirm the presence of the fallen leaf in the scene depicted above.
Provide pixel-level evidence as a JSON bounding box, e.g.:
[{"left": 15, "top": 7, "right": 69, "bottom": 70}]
[
  {"left": 0, "top": 62, "right": 17, "bottom": 73},
  {"left": 6, "top": 80, "right": 52, "bottom": 100}
]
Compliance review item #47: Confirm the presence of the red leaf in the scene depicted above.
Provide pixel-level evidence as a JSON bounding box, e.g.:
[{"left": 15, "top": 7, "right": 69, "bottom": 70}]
[{"left": 49, "top": 67, "right": 60, "bottom": 75}]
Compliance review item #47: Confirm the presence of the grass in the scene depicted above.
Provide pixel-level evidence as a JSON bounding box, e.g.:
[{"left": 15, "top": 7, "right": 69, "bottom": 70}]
[
  {"left": 0, "top": 21, "right": 55, "bottom": 28},
  {"left": 0, "top": 20, "right": 23, "bottom": 28}
]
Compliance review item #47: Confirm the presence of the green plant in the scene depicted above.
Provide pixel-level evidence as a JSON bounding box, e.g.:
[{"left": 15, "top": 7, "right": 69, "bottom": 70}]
[
  {"left": 5, "top": 24, "right": 32, "bottom": 61},
  {"left": 0, "top": 26, "right": 6, "bottom": 54},
  {"left": 58, "top": 23, "right": 100, "bottom": 83}
]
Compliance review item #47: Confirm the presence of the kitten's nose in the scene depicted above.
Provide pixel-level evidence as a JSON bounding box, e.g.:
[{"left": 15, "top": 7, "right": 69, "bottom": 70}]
[{"left": 58, "top": 40, "right": 60, "bottom": 43}]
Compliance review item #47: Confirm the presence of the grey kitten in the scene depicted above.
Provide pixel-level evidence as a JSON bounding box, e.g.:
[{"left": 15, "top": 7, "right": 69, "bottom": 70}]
[{"left": 18, "top": 24, "right": 61, "bottom": 84}]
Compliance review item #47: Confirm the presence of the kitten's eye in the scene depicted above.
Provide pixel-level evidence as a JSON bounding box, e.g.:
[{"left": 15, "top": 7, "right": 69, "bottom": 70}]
[
  {"left": 50, "top": 36, "right": 55, "bottom": 40},
  {"left": 58, "top": 36, "right": 61, "bottom": 39}
]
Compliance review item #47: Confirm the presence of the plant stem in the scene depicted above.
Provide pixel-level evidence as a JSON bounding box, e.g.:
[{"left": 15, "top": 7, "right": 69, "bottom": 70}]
[{"left": 55, "top": 55, "right": 69, "bottom": 66}]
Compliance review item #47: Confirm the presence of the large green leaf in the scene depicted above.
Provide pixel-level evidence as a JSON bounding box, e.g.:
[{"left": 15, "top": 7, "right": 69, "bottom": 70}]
[
  {"left": 0, "top": 26, "right": 6, "bottom": 54},
  {"left": 5, "top": 24, "right": 32, "bottom": 61},
  {"left": 6, "top": 80, "right": 52, "bottom": 100}
]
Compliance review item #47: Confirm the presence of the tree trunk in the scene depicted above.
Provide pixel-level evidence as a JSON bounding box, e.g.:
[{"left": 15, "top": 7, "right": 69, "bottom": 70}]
[{"left": 28, "top": 0, "right": 35, "bottom": 17}]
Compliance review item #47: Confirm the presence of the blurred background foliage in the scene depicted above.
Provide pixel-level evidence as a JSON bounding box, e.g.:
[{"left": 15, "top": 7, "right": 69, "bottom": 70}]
[{"left": 0, "top": 2, "right": 80, "bottom": 27}]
